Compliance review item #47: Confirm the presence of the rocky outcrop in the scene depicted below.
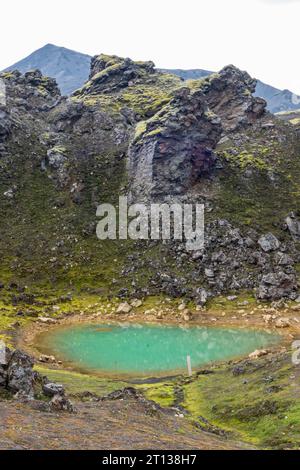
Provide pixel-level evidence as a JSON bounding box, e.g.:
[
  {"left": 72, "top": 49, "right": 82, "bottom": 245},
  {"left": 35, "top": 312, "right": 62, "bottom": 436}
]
[
  {"left": 127, "top": 63, "right": 268, "bottom": 200},
  {"left": 256, "top": 271, "right": 297, "bottom": 301},
  {"left": 5, "top": 349, "right": 36, "bottom": 398},
  {"left": 0, "top": 347, "right": 74, "bottom": 411},
  {"left": 129, "top": 87, "right": 222, "bottom": 200},
  {"left": 79, "top": 54, "right": 156, "bottom": 96},
  {"left": 0, "top": 69, "right": 60, "bottom": 111},
  {"left": 201, "top": 65, "right": 266, "bottom": 132},
  {"left": 0, "top": 69, "right": 62, "bottom": 157}
]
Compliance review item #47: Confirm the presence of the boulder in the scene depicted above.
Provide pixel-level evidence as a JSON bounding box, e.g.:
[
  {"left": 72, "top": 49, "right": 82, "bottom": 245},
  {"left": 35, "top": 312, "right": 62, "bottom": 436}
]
[
  {"left": 6, "top": 350, "right": 35, "bottom": 397},
  {"left": 285, "top": 213, "right": 300, "bottom": 241},
  {"left": 256, "top": 271, "right": 297, "bottom": 301},
  {"left": 0, "top": 348, "right": 73, "bottom": 411},
  {"left": 194, "top": 288, "right": 208, "bottom": 306},
  {"left": 275, "top": 317, "right": 291, "bottom": 328},
  {"left": 274, "top": 252, "right": 294, "bottom": 266},
  {"left": 49, "top": 394, "right": 75, "bottom": 413},
  {"left": 258, "top": 233, "right": 280, "bottom": 252},
  {"left": 181, "top": 309, "right": 193, "bottom": 321},
  {"left": 178, "top": 303, "right": 187, "bottom": 311},
  {"left": 116, "top": 302, "right": 132, "bottom": 314},
  {"left": 42, "top": 382, "right": 65, "bottom": 397}
]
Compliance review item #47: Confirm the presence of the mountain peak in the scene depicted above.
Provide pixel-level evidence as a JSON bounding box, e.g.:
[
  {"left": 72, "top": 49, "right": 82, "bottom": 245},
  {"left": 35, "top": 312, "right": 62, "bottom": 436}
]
[
  {"left": 3, "top": 44, "right": 92, "bottom": 95},
  {"left": 43, "top": 43, "right": 58, "bottom": 49}
]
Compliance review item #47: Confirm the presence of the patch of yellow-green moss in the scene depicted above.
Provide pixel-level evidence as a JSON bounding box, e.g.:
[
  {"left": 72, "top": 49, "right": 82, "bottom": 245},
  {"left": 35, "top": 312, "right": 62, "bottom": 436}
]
[
  {"left": 291, "top": 118, "right": 300, "bottom": 125},
  {"left": 35, "top": 366, "right": 126, "bottom": 396},
  {"left": 219, "top": 149, "right": 270, "bottom": 171},
  {"left": 139, "top": 382, "right": 175, "bottom": 407},
  {"left": 181, "top": 354, "right": 300, "bottom": 449}
]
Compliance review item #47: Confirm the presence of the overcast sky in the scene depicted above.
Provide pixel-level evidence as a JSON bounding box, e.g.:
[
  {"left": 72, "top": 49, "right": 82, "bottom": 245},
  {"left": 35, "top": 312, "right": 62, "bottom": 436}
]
[{"left": 1, "top": 0, "right": 299, "bottom": 93}]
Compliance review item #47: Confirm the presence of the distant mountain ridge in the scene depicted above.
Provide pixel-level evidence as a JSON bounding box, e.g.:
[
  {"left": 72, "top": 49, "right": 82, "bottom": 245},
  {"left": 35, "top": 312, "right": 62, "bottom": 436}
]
[{"left": 3, "top": 44, "right": 300, "bottom": 113}]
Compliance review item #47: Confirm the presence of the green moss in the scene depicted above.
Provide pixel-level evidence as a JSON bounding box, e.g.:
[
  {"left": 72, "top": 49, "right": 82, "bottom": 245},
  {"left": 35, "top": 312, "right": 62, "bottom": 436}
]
[
  {"left": 140, "top": 383, "right": 175, "bottom": 407},
  {"left": 134, "top": 121, "right": 147, "bottom": 140},
  {"left": 219, "top": 149, "right": 270, "bottom": 170},
  {"left": 186, "top": 78, "right": 205, "bottom": 90},
  {"left": 180, "top": 354, "right": 300, "bottom": 449},
  {"left": 91, "top": 62, "right": 124, "bottom": 82},
  {"left": 35, "top": 366, "right": 126, "bottom": 396},
  {"left": 75, "top": 68, "right": 180, "bottom": 119},
  {"left": 291, "top": 118, "right": 300, "bottom": 125},
  {"left": 212, "top": 124, "right": 300, "bottom": 231},
  {"left": 0, "top": 72, "right": 15, "bottom": 79},
  {"left": 49, "top": 146, "right": 67, "bottom": 154}
]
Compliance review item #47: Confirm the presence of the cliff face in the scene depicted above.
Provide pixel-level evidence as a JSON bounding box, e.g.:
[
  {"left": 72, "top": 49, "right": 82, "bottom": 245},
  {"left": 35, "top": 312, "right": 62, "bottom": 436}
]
[
  {"left": 1, "top": 55, "right": 300, "bottom": 305},
  {"left": 200, "top": 65, "right": 266, "bottom": 132},
  {"left": 129, "top": 87, "right": 222, "bottom": 200},
  {"left": 128, "top": 64, "right": 267, "bottom": 200}
]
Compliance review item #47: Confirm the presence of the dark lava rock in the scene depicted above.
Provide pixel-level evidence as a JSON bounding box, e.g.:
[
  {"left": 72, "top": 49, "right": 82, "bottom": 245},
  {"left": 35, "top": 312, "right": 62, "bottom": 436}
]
[
  {"left": 285, "top": 213, "right": 300, "bottom": 241},
  {"left": 42, "top": 382, "right": 65, "bottom": 397},
  {"left": 4, "top": 349, "right": 35, "bottom": 397},
  {"left": 48, "top": 394, "right": 76, "bottom": 413},
  {"left": 256, "top": 271, "right": 297, "bottom": 301},
  {"left": 0, "top": 347, "right": 74, "bottom": 412},
  {"left": 201, "top": 65, "right": 266, "bottom": 132},
  {"left": 85, "top": 54, "right": 155, "bottom": 95},
  {"left": 129, "top": 86, "right": 222, "bottom": 200},
  {"left": 258, "top": 233, "right": 280, "bottom": 252}
]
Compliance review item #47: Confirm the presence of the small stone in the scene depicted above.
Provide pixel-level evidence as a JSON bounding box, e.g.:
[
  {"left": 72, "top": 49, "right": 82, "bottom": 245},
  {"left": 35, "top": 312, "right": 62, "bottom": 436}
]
[
  {"left": 43, "top": 382, "right": 65, "bottom": 397},
  {"left": 248, "top": 349, "right": 268, "bottom": 359},
  {"left": 3, "top": 188, "right": 15, "bottom": 199},
  {"left": 49, "top": 394, "right": 75, "bottom": 413},
  {"left": 275, "top": 317, "right": 291, "bottom": 328},
  {"left": 39, "top": 354, "right": 56, "bottom": 364},
  {"left": 178, "top": 303, "right": 186, "bottom": 311},
  {"left": 37, "top": 317, "right": 57, "bottom": 324},
  {"left": 263, "top": 314, "right": 272, "bottom": 323},
  {"left": 182, "top": 309, "right": 192, "bottom": 321},
  {"left": 131, "top": 299, "right": 143, "bottom": 308},
  {"left": 205, "top": 268, "right": 214, "bottom": 278},
  {"left": 116, "top": 302, "right": 132, "bottom": 314}
]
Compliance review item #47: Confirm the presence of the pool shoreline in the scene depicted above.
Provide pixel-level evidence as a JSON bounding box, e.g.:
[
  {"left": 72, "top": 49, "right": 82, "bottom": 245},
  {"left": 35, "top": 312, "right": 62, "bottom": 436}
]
[
  {"left": 16, "top": 304, "right": 298, "bottom": 379},
  {"left": 32, "top": 322, "right": 281, "bottom": 379}
]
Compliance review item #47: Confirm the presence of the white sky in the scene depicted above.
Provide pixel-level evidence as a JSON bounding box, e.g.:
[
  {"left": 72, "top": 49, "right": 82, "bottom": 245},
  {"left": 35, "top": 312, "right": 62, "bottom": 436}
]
[{"left": 0, "top": 0, "right": 299, "bottom": 93}]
